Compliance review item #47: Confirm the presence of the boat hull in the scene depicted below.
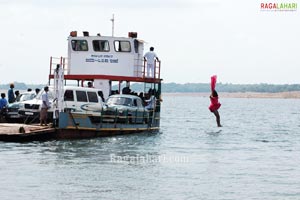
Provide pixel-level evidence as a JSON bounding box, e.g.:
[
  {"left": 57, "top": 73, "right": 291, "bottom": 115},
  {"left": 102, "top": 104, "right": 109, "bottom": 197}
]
[
  {"left": 0, "top": 111, "right": 160, "bottom": 142},
  {"left": 55, "top": 127, "right": 159, "bottom": 139}
]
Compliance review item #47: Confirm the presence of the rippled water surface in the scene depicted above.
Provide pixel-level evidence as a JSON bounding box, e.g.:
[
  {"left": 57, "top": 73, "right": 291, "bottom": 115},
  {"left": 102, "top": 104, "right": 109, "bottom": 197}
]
[{"left": 1, "top": 95, "right": 300, "bottom": 200}]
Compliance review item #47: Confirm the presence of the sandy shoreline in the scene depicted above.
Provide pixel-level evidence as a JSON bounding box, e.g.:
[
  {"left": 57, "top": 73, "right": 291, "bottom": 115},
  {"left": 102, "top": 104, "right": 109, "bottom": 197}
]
[
  {"left": 1, "top": 90, "right": 299, "bottom": 99},
  {"left": 163, "top": 91, "right": 300, "bottom": 99}
]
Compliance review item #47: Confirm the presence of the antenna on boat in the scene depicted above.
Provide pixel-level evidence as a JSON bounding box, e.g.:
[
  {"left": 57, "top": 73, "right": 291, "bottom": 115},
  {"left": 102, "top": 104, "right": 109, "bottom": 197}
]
[{"left": 110, "top": 14, "right": 115, "bottom": 37}]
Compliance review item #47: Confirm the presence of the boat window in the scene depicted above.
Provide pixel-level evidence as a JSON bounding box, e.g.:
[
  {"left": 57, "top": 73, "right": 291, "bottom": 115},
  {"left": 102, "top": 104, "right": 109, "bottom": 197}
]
[
  {"left": 134, "top": 39, "right": 139, "bottom": 53},
  {"left": 64, "top": 90, "right": 74, "bottom": 101},
  {"left": 133, "top": 99, "right": 138, "bottom": 107},
  {"left": 19, "top": 93, "right": 36, "bottom": 102},
  {"left": 93, "top": 40, "right": 110, "bottom": 52},
  {"left": 76, "top": 91, "right": 88, "bottom": 102},
  {"left": 71, "top": 40, "right": 89, "bottom": 51},
  {"left": 36, "top": 89, "right": 54, "bottom": 100},
  {"left": 107, "top": 97, "right": 132, "bottom": 106},
  {"left": 87, "top": 92, "right": 98, "bottom": 103},
  {"left": 114, "top": 41, "right": 131, "bottom": 52}
]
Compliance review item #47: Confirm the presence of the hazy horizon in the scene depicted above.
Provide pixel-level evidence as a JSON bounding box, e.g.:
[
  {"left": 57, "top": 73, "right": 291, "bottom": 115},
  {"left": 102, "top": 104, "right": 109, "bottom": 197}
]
[{"left": 1, "top": 81, "right": 300, "bottom": 86}]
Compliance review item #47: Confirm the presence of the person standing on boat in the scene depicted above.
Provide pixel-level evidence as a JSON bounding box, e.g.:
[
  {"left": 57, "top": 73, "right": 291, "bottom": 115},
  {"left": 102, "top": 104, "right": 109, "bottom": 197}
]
[
  {"left": 35, "top": 88, "right": 40, "bottom": 95},
  {"left": 15, "top": 90, "right": 20, "bottom": 102},
  {"left": 0, "top": 93, "right": 8, "bottom": 121},
  {"left": 97, "top": 91, "right": 105, "bottom": 102},
  {"left": 145, "top": 89, "right": 156, "bottom": 110},
  {"left": 40, "top": 86, "right": 50, "bottom": 126},
  {"left": 0, "top": 93, "right": 8, "bottom": 110},
  {"left": 87, "top": 81, "right": 93, "bottom": 88},
  {"left": 209, "top": 75, "right": 222, "bottom": 127},
  {"left": 8, "top": 83, "right": 15, "bottom": 103},
  {"left": 144, "top": 47, "right": 159, "bottom": 78}
]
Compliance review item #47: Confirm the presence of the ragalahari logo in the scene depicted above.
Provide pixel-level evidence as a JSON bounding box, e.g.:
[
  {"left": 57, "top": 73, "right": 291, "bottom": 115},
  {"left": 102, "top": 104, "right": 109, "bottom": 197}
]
[{"left": 260, "top": 2, "right": 297, "bottom": 11}]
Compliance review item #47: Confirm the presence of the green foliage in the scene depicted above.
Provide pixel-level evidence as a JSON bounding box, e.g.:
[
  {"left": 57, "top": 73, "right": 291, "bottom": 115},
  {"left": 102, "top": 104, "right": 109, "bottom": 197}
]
[
  {"left": 162, "top": 83, "right": 300, "bottom": 93},
  {"left": 1, "top": 82, "right": 300, "bottom": 93}
]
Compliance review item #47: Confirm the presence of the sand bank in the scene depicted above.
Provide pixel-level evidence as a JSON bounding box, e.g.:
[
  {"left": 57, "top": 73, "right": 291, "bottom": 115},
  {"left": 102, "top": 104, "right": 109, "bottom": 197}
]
[{"left": 163, "top": 91, "right": 300, "bottom": 99}]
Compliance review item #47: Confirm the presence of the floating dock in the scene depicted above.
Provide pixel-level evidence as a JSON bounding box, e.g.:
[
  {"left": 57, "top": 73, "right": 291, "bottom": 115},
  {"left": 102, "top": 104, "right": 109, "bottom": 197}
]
[{"left": 0, "top": 123, "right": 55, "bottom": 142}]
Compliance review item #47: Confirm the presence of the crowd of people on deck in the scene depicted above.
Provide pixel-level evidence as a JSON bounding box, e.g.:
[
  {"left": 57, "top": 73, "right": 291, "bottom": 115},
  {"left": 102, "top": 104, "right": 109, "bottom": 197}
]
[
  {"left": 1, "top": 82, "right": 158, "bottom": 109},
  {"left": 120, "top": 86, "right": 158, "bottom": 110},
  {"left": 86, "top": 79, "right": 160, "bottom": 110},
  {"left": 0, "top": 83, "right": 41, "bottom": 118},
  {"left": 0, "top": 81, "right": 160, "bottom": 125}
]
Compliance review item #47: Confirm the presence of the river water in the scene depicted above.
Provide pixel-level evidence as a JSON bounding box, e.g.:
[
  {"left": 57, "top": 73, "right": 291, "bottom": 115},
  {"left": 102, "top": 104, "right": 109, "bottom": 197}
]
[{"left": 0, "top": 94, "right": 300, "bottom": 200}]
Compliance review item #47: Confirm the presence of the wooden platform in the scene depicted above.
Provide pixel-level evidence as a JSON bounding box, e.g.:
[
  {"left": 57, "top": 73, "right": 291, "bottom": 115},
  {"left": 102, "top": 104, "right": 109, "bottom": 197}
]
[{"left": 0, "top": 123, "right": 56, "bottom": 142}]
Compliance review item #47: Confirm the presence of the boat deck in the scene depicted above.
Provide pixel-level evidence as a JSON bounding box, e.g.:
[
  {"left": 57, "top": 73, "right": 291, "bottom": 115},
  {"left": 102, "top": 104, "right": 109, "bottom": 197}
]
[{"left": 0, "top": 123, "right": 56, "bottom": 142}]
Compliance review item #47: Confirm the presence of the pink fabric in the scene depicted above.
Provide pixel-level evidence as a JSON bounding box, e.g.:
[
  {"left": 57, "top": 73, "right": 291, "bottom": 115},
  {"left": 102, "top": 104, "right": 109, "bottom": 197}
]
[
  {"left": 209, "top": 96, "right": 221, "bottom": 112},
  {"left": 211, "top": 75, "right": 217, "bottom": 91}
]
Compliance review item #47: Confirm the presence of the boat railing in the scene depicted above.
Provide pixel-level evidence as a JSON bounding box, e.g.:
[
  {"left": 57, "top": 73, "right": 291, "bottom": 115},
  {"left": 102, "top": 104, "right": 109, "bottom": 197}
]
[
  {"left": 140, "top": 59, "right": 161, "bottom": 80},
  {"left": 49, "top": 57, "right": 69, "bottom": 83},
  {"left": 133, "top": 58, "right": 161, "bottom": 80},
  {"left": 87, "top": 104, "right": 160, "bottom": 125},
  {"left": 134, "top": 58, "right": 144, "bottom": 78},
  {"left": 155, "top": 59, "right": 161, "bottom": 80}
]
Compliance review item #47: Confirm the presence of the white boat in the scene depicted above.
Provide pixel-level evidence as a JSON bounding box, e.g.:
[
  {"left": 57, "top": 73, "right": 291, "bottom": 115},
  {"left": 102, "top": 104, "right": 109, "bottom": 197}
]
[{"left": 48, "top": 31, "right": 162, "bottom": 139}]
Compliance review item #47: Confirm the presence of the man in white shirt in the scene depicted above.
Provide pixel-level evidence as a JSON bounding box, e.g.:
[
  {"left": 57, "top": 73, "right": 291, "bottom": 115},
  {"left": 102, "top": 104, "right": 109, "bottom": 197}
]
[
  {"left": 145, "top": 95, "right": 156, "bottom": 110},
  {"left": 144, "top": 47, "right": 159, "bottom": 78},
  {"left": 145, "top": 89, "right": 156, "bottom": 110},
  {"left": 40, "top": 86, "right": 50, "bottom": 126}
]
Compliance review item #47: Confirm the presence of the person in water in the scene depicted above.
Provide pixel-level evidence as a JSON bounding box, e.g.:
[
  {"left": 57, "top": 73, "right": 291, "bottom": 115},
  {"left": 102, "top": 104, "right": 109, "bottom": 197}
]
[{"left": 209, "top": 89, "right": 222, "bottom": 127}]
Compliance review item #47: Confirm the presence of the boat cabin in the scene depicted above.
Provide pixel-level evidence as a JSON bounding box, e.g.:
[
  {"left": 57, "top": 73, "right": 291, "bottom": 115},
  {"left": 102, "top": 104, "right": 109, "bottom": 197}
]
[
  {"left": 67, "top": 31, "right": 144, "bottom": 77},
  {"left": 49, "top": 31, "right": 161, "bottom": 100}
]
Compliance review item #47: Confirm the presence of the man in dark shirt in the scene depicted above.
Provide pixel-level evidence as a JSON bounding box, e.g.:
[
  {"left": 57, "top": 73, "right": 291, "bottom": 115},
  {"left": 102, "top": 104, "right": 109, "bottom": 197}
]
[{"left": 8, "top": 83, "right": 15, "bottom": 103}]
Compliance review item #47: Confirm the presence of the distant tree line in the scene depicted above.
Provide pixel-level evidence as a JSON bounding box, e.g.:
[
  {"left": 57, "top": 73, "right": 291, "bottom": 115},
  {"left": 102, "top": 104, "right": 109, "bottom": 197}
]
[
  {"left": 0, "top": 82, "right": 44, "bottom": 91},
  {"left": 215, "top": 83, "right": 300, "bottom": 93},
  {"left": 128, "top": 82, "right": 300, "bottom": 93},
  {"left": 1, "top": 82, "right": 300, "bottom": 93}
]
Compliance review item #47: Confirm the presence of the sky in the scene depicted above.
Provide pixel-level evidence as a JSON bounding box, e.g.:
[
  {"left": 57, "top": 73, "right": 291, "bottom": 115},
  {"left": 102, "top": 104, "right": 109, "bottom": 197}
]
[{"left": 0, "top": 0, "right": 299, "bottom": 84}]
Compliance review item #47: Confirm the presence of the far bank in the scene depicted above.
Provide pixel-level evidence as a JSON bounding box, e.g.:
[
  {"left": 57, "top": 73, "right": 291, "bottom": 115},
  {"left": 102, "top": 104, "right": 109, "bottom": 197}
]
[{"left": 163, "top": 91, "right": 300, "bottom": 99}]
